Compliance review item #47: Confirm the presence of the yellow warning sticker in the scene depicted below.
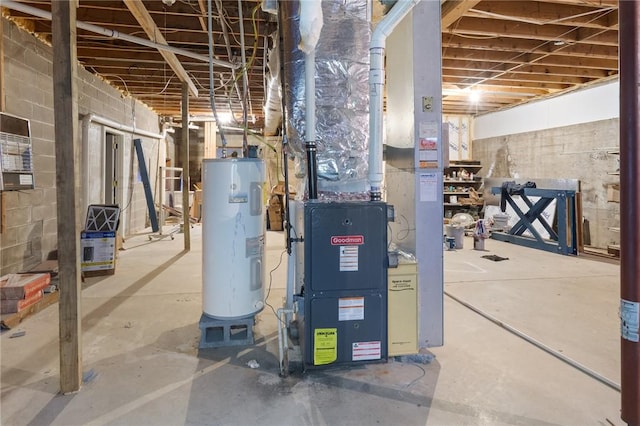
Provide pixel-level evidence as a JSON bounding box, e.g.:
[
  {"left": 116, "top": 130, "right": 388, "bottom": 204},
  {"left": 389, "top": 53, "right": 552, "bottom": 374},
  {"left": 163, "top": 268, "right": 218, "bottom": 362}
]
[{"left": 314, "top": 328, "right": 337, "bottom": 365}]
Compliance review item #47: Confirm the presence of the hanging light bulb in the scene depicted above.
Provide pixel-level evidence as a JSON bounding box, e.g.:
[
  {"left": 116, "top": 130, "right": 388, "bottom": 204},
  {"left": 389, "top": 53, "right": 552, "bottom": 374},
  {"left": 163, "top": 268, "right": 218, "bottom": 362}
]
[{"left": 469, "top": 90, "right": 481, "bottom": 104}]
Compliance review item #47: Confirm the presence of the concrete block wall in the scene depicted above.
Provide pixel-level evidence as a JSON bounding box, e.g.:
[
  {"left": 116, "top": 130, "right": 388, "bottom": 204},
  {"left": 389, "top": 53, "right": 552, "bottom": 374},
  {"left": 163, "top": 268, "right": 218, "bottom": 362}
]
[
  {"left": 473, "top": 118, "right": 620, "bottom": 250},
  {"left": 1, "top": 19, "right": 161, "bottom": 274}
]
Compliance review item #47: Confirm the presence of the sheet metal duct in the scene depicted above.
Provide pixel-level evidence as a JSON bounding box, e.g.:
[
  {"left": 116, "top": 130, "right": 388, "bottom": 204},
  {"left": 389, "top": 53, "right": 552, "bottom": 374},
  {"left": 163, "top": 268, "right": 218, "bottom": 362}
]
[{"left": 280, "top": 0, "right": 371, "bottom": 199}]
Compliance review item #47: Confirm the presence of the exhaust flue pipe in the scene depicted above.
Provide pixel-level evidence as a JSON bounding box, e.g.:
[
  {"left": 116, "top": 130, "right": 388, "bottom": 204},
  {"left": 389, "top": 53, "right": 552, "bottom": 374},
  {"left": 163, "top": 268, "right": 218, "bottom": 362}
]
[{"left": 368, "top": 0, "right": 419, "bottom": 201}]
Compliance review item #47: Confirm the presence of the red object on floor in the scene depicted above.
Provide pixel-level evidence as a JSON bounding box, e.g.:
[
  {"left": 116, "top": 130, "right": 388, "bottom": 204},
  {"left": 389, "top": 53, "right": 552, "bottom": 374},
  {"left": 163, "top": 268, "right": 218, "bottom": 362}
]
[
  {"left": 0, "top": 273, "right": 51, "bottom": 300},
  {"left": 0, "top": 290, "right": 44, "bottom": 314}
]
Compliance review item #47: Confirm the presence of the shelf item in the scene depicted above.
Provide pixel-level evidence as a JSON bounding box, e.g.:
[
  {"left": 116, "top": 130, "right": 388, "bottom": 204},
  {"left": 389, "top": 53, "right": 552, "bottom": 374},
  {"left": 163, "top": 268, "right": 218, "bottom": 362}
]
[{"left": 443, "top": 160, "right": 483, "bottom": 218}]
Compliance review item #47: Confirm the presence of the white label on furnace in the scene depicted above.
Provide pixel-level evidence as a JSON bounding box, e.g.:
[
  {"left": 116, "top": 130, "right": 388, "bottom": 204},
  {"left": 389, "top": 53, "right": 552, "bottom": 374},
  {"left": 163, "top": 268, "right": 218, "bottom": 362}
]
[
  {"left": 352, "top": 341, "right": 381, "bottom": 361},
  {"left": 621, "top": 299, "right": 640, "bottom": 342},
  {"left": 339, "top": 297, "right": 364, "bottom": 321},
  {"left": 339, "top": 246, "right": 359, "bottom": 272}
]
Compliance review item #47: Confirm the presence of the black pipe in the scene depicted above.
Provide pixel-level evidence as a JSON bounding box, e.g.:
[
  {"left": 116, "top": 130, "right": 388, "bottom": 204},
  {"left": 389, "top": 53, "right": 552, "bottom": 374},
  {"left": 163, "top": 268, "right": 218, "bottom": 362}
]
[
  {"left": 283, "top": 136, "right": 292, "bottom": 254},
  {"left": 277, "top": 1, "right": 293, "bottom": 254},
  {"left": 306, "top": 141, "right": 318, "bottom": 199},
  {"left": 619, "top": 2, "right": 640, "bottom": 424}
]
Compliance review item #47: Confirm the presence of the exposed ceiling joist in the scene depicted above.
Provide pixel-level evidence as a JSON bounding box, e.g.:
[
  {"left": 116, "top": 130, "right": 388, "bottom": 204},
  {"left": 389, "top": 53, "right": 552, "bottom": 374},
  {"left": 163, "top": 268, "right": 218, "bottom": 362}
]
[
  {"left": 442, "top": 0, "right": 482, "bottom": 29},
  {"left": 3, "top": 0, "right": 620, "bottom": 120},
  {"left": 123, "top": 0, "right": 198, "bottom": 97}
]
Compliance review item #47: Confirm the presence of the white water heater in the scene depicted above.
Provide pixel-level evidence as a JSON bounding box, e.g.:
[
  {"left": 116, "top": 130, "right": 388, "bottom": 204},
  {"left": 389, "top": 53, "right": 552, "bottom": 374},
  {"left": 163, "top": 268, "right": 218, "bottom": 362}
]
[{"left": 202, "top": 158, "right": 266, "bottom": 319}]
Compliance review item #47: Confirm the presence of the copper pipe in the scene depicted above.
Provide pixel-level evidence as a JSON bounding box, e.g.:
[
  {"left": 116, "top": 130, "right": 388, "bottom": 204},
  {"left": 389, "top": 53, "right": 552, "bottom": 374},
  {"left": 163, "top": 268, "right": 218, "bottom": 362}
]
[{"left": 619, "top": 2, "right": 640, "bottom": 424}]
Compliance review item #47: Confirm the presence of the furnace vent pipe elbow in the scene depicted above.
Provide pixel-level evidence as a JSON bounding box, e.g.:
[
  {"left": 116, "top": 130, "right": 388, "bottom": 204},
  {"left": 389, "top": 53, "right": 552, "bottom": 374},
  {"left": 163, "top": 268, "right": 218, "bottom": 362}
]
[{"left": 368, "top": 0, "right": 419, "bottom": 200}]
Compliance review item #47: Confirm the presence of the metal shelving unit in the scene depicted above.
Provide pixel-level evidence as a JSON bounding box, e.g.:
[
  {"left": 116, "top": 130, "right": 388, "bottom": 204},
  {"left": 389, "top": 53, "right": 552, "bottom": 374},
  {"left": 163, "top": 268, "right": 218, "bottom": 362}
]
[{"left": 443, "top": 160, "right": 483, "bottom": 219}]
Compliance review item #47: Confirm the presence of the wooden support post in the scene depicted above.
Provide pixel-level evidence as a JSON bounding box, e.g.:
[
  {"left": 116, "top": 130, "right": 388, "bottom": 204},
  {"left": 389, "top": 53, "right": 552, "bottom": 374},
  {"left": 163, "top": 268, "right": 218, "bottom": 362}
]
[
  {"left": 181, "top": 82, "right": 191, "bottom": 251},
  {"left": 51, "top": 0, "right": 82, "bottom": 393},
  {"left": 204, "top": 121, "right": 217, "bottom": 159},
  {"left": 1, "top": 15, "right": 5, "bottom": 112}
]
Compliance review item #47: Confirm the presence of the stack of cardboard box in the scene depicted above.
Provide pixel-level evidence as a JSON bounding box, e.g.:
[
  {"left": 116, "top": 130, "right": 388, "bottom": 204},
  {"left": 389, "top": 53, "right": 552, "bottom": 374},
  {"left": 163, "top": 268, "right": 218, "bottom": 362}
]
[{"left": 0, "top": 273, "right": 51, "bottom": 314}]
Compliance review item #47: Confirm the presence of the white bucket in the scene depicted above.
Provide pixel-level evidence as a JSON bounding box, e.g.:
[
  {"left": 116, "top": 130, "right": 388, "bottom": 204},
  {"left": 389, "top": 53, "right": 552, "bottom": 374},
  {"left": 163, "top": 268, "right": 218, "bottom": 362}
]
[
  {"left": 473, "top": 236, "right": 485, "bottom": 251},
  {"left": 493, "top": 213, "right": 509, "bottom": 230},
  {"left": 445, "top": 225, "right": 465, "bottom": 249}
]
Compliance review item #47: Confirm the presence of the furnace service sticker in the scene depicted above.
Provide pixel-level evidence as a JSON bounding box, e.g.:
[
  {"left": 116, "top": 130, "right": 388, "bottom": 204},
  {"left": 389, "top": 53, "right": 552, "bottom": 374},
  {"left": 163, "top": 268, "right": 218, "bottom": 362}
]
[
  {"left": 314, "top": 328, "right": 337, "bottom": 365},
  {"left": 331, "top": 235, "right": 363, "bottom": 272},
  {"left": 352, "top": 341, "right": 381, "bottom": 361},
  {"left": 621, "top": 299, "right": 640, "bottom": 342},
  {"left": 339, "top": 246, "right": 359, "bottom": 272},
  {"left": 339, "top": 296, "right": 364, "bottom": 321}
]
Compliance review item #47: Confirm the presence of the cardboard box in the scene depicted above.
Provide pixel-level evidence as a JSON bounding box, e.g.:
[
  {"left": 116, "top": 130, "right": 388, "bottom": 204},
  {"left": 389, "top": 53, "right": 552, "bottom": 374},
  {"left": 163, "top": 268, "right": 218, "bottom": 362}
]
[
  {"left": 81, "top": 231, "right": 116, "bottom": 273},
  {"left": 0, "top": 273, "right": 51, "bottom": 299},
  {"left": 1, "top": 290, "right": 43, "bottom": 314},
  {"left": 388, "top": 261, "right": 418, "bottom": 356},
  {"left": 268, "top": 194, "right": 283, "bottom": 231}
]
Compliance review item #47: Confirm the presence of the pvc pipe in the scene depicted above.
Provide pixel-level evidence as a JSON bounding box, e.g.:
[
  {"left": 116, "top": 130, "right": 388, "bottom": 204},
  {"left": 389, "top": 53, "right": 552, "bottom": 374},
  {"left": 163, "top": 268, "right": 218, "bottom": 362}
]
[
  {"left": 2, "top": 0, "right": 236, "bottom": 69},
  {"left": 368, "top": 0, "right": 419, "bottom": 200},
  {"left": 277, "top": 307, "right": 294, "bottom": 377},
  {"left": 85, "top": 114, "right": 163, "bottom": 140}
]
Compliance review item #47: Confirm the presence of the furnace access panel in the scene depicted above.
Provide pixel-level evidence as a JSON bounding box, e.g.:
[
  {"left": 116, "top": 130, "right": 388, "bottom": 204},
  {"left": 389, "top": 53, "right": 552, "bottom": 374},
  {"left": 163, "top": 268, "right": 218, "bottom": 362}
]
[{"left": 301, "top": 201, "right": 388, "bottom": 368}]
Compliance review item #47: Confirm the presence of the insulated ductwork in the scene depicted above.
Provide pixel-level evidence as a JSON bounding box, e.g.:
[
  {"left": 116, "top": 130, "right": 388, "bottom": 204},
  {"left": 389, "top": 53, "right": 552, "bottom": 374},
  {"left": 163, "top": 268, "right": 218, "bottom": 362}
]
[
  {"left": 263, "top": 33, "right": 282, "bottom": 137},
  {"left": 280, "top": 0, "right": 371, "bottom": 199}
]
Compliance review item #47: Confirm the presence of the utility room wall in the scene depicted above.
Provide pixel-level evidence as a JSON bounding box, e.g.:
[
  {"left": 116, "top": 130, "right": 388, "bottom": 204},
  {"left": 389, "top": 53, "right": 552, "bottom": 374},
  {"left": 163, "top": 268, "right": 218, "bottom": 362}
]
[
  {"left": 473, "top": 118, "right": 619, "bottom": 250},
  {"left": 1, "top": 18, "right": 161, "bottom": 275}
]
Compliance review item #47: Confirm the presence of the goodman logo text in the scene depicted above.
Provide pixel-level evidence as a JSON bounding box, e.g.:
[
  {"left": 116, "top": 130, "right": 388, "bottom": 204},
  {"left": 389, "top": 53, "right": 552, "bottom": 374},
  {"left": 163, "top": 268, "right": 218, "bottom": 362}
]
[{"left": 330, "top": 235, "right": 365, "bottom": 246}]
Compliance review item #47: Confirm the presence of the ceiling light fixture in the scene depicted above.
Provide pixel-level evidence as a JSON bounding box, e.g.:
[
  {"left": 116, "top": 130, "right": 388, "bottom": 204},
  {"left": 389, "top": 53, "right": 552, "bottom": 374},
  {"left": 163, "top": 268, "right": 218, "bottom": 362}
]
[
  {"left": 468, "top": 90, "right": 481, "bottom": 104},
  {"left": 217, "top": 113, "right": 233, "bottom": 125}
]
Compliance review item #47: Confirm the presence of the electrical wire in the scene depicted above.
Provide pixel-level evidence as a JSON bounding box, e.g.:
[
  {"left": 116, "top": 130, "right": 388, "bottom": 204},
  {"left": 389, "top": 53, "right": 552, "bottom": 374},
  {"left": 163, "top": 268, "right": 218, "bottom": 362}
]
[
  {"left": 215, "top": 0, "right": 244, "bottom": 109},
  {"left": 403, "top": 363, "right": 426, "bottom": 388},
  {"left": 265, "top": 248, "right": 288, "bottom": 326},
  {"left": 207, "top": 0, "right": 228, "bottom": 152},
  {"left": 396, "top": 214, "right": 411, "bottom": 241},
  {"left": 152, "top": 75, "right": 175, "bottom": 96}
]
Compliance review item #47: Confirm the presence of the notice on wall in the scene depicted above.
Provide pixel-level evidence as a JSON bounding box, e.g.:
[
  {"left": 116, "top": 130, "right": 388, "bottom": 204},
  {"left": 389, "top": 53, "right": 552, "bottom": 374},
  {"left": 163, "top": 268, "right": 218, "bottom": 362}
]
[
  {"left": 339, "top": 297, "right": 364, "bottom": 321},
  {"left": 419, "top": 173, "right": 437, "bottom": 202},
  {"left": 352, "top": 341, "right": 381, "bottom": 361},
  {"left": 314, "top": 328, "right": 337, "bottom": 365},
  {"left": 339, "top": 246, "right": 359, "bottom": 272},
  {"left": 418, "top": 121, "right": 439, "bottom": 169},
  {"left": 621, "top": 299, "right": 640, "bottom": 342}
]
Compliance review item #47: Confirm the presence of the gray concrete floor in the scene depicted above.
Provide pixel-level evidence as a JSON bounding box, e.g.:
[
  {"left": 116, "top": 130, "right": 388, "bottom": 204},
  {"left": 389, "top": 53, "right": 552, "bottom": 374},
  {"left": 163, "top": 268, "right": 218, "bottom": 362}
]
[{"left": 1, "top": 225, "right": 623, "bottom": 425}]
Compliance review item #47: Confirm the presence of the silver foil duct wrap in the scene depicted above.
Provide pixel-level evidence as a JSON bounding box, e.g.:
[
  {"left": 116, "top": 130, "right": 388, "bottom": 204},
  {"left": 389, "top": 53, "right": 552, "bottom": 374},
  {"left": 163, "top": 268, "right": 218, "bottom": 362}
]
[
  {"left": 263, "top": 32, "right": 282, "bottom": 137},
  {"left": 281, "top": 0, "right": 371, "bottom": 198}
]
